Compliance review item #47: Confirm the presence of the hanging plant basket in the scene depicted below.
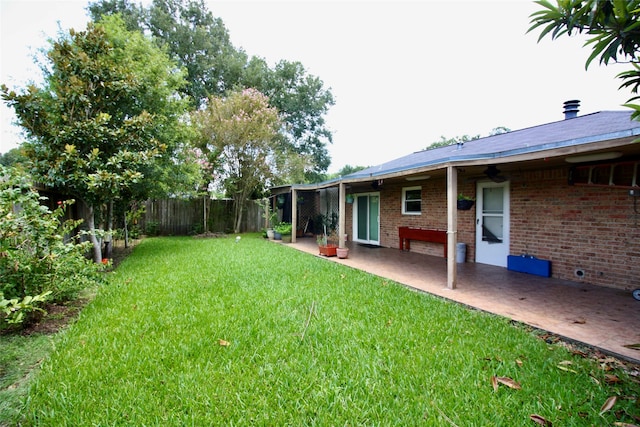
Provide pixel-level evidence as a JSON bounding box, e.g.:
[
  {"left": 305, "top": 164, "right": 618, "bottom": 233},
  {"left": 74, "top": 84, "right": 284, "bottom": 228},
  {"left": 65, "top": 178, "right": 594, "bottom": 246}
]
[{"left": 457, "top": 199, "right": 475, "bottom": 210}]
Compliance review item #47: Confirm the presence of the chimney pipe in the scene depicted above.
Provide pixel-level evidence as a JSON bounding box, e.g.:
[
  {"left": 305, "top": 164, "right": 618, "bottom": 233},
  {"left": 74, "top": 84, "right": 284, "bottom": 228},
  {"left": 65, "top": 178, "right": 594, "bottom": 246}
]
[{"left": 563, "top": 99, "right": 580, "bottom": 119}]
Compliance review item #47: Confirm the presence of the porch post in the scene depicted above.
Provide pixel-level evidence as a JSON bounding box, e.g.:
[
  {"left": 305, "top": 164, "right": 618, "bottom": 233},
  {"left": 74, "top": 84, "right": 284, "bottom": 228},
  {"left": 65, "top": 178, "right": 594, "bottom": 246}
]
[
  {"left": 338, "top": 182, "right": 346, "bottom": 248},
  {"left": 291, "top": 188, "right": 297, "bottom": 243},
  {"left": 447, "top": 166, "right": 458, "bottom": 289}
]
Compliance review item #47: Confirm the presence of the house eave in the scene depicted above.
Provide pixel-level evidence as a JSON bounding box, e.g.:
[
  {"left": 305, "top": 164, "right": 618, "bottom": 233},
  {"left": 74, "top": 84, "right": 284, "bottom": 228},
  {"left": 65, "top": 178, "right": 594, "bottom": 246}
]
[{"left": 340, "top": 130, "right": 640, "bottom": 184}]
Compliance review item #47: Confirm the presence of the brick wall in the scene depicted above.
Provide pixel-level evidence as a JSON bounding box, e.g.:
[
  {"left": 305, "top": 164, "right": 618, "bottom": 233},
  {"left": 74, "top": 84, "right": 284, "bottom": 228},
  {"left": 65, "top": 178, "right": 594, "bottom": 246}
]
[
  {"left": 510, "top": 167, "right": 640, "bottom": 291},
  {"left": 346, "top": 168, "right": 640, "bottom": 291}
]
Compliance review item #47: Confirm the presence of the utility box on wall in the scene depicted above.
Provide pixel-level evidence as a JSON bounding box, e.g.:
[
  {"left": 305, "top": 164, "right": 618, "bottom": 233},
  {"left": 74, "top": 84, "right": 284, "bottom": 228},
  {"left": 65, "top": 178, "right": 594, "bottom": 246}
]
[{"left": 507, "top": 255, "right": 552, "bottom": 277}]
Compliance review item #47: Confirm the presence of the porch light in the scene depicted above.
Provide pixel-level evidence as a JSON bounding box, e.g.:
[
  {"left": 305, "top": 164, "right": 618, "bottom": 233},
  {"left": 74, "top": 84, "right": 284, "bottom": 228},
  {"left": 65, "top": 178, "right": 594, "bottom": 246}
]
[{"left": 565, "top": 152, "right": 623, "bottom": 163}]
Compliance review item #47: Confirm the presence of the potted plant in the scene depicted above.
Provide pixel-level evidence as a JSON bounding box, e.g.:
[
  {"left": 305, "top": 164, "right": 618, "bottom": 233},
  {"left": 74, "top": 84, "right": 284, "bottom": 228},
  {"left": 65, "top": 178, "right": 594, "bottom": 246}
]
[
  {"left": 275, "top": 222, "right": 293, "bottom": 243},
  {"left": 317, "top": 230, "right": 338, "bottom": 256},
  {"left": 457, "top": 193, "right": 475, "bottom": 210},
  {"left": 261, "top": 199, "right": 278, "bottom": 239}
]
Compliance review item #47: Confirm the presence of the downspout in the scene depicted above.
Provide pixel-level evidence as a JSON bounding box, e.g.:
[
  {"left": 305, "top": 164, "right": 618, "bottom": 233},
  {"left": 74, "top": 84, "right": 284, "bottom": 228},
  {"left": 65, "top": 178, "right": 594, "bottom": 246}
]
[
  {"left": 291, "top": 188, "right": 298, "bottom": 243},
  {"left": 339, "top": 182, "right": 346, "bottom": 248},
  {"left": 446, "top": 166, "right": 458, "bottom": 289}
]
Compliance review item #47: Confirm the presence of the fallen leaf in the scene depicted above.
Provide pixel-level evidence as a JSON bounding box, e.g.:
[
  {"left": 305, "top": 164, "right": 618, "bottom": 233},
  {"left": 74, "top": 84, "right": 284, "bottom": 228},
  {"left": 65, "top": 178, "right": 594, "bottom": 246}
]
[
  {"left": 624, "top": 343, "right": 640, "bottom": 350},
  {"left": 491, "top": 375, "right": 498, "bottom": 392},
  {"left": 218, "top": 339, "right": 230, "bottom": 347},
  {"left": 516, "top": 359, "right": 523, "bottom": 367},
  {"left": 573, "top": 319, "right": 586, "bottom": 324},
  {"left": 493, "top": 376, "right": 521, "bottom": 390},
  {"left": 557, "top": 361, "right": 577, "bottom": 373},
  {"left": 605, "top": 374, "right": 622, "bottom": 384},
  {"left": 613, "top": 423, "right": 640, "bottom": 427},
  {"left": 599, "top": 396, "right": 617, "bottom": 415},
  {"left": 530, "top": 414, "right": 552, "bottom": 426},
  {"left": 571, "top": 349, "right": 588, "bottom": 358}
]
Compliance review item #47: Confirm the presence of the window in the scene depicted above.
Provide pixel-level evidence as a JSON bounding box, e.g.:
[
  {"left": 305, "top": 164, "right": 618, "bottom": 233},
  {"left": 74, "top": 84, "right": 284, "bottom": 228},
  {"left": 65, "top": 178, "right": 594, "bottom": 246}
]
[{"left": 402, "top": 186, "right": 421, "bottom": 215}]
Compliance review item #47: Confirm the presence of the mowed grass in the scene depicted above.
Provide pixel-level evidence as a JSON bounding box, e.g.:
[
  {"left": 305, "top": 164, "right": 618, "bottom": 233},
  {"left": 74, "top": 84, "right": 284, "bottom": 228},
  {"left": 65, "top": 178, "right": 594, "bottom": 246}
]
[{"left": 17, "top": 236, "right": 640, "bottom": 425}]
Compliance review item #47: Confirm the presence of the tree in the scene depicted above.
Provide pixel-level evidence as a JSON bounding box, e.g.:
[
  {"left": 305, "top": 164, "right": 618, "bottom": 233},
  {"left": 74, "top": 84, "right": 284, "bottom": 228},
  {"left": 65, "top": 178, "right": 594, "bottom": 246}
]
[
  {"left": 0, "top": 147, "right": 28, "bottom": 167},
  {"left": 90, "top": 0, "right": 248, "bottom": 108},
  {"left": 87, "top": 0, "right": 146, "bottom": 33},
  {"left": 427, "top": 134, "right": 481, "bottom": 150},
  {"left": 324, "top": 164, "right": 368, "bottom": 180},
  {"left": 89, "top": 0, "right": 335, "bottom": 181},
  {"left": 2, "top": 15, "right": 188, "bottom": 262},
  {"left": 255, "top": 60, "right": 335, "bottom": 183},
  {"left": 426, "top": 127, "right": 511, "bottom": 150},
  {"left": 529, "top": 0, "right": 640, "bottom": 118},
  {"left": 192, "top": 89, "right": 281, "bottom": 233}
]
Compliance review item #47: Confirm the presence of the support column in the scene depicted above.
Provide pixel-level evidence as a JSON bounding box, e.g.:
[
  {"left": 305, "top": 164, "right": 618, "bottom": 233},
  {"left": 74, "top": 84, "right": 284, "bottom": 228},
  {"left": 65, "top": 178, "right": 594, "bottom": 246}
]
[
  {"left": 338, "top": 182, "right": 346, "bottom": 248},
  {"left": 291, "top": 188, "right": 297, "bottom": 243},
  {"left": 447, "top": 166, "right": 458, "bottom": 289}
]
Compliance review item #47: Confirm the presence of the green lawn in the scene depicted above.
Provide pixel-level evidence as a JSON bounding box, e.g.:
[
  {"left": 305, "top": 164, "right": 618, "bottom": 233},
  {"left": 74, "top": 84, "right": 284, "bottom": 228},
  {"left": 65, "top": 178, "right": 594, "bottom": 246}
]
[{"left": 5, "top": 235, "right": 640, "bottom": 425}]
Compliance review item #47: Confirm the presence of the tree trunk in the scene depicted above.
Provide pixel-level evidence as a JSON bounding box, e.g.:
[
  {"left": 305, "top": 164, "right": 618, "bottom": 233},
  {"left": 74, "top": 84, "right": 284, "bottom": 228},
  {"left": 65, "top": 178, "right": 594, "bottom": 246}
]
[
  {"left": 203, "top": 195, "right": 209, "bottom": 234},
  {"left": 123, "top": 209, "right": 129, "bottom": 249},
  {"left": 233, "top": 196, "right": 243, "bottom": 234},
  {"left": 85, "top": 203, "right": 103, "bottom": 263},
  {"left": 104, "top": 201, "right": 113, "bottom": 258}
]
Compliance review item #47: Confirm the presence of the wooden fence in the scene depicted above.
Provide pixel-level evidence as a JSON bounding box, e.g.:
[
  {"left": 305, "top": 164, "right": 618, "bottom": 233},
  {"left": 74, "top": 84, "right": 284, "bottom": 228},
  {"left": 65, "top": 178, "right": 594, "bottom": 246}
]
[{"left": 141, "top": 198, "right": 263, "bottom": 236}]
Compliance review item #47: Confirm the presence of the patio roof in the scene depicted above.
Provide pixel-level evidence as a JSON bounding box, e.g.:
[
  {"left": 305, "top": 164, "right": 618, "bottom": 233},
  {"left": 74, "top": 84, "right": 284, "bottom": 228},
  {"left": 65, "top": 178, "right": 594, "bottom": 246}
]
[
  {"left": 345, "top": 110, "right": 640, "bottom": 181},
  {"left": 276, "top": 110, "right": 640, "bottom": 193}
]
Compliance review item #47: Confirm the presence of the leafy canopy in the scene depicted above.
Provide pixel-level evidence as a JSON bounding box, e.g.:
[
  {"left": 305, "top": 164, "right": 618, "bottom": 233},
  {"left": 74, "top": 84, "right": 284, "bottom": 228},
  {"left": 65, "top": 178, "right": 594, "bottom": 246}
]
[
  {"left": 529, "top": 0, "right": 640, "bottom": 117},
  {"left": 89, "top": 0, "right": 335, "bottom": 182},
  {"left": 192, "top": 88, "right": 281, "bottom": 233},
  {"left": 1, "top": 14, "right": 189, "bottom": 261},
  {"left": 426, "top": 127, "right": 510, "bottom": 150}
]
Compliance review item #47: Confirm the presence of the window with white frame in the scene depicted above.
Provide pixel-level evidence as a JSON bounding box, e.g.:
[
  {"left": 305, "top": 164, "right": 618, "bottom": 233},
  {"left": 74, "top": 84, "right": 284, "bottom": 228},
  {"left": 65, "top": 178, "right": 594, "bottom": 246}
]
[{"left": 402, "top": 186, "right": 421, "bottom": 215}]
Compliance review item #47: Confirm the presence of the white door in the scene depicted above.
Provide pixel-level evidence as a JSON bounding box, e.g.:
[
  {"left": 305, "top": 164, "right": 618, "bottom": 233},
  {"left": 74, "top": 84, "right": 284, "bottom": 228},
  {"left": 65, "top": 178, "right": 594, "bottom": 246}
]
[
  {"left": 353, "top": 193, "right": 380, "bottom": 245},
  {"left": 475, "top": 181, "right": 510, "bottom": 267}
]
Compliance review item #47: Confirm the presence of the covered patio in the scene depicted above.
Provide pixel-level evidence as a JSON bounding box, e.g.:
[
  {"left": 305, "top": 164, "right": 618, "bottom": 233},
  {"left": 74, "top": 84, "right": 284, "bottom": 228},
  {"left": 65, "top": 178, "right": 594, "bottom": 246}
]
[{"left": 284, "top": 237, "right": 640, "bottom": 364}]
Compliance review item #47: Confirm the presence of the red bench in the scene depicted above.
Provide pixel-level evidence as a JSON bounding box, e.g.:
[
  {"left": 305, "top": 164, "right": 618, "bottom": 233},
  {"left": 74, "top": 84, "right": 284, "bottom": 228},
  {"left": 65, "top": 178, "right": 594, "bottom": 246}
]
[{"left": 398, "top": 227, "right": 448, "bottom": 257}]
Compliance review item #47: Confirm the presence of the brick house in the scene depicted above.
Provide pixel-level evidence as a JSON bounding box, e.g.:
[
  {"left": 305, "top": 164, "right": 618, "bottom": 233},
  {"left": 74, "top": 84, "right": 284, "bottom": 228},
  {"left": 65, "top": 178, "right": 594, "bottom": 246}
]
[{"left": 275, "top": 101, "right": 640, "bottom": 291}]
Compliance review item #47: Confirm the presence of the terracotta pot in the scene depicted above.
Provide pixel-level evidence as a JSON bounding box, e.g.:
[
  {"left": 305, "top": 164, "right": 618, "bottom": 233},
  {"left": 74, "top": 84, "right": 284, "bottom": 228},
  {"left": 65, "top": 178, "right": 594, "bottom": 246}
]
[
  {"left": 336, "top": 247, "right": 349, "bottom": 259},
  {"left": 318, "top": 244, "right": 338, "bottom": 257}
]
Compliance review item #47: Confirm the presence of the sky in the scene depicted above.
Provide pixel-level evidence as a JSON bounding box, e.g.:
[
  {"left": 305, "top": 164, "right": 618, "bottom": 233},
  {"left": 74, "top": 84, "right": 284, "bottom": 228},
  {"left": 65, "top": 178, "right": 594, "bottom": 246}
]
[{"left": 0, "top": 0, "right": 632, "bottom": 173}]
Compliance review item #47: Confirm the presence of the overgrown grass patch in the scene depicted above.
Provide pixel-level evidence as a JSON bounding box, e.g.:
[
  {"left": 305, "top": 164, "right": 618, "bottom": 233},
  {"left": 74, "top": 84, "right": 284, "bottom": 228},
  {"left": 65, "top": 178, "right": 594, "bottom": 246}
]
[{"left": 13, "top": 236, "right": 640, "bottom": 425}]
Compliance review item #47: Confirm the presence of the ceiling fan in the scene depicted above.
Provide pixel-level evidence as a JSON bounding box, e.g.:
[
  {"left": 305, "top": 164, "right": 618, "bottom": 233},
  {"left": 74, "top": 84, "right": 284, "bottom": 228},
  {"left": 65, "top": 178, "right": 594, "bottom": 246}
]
[{"left": 483, "top": 165, "right": 508, "bottom": 183}]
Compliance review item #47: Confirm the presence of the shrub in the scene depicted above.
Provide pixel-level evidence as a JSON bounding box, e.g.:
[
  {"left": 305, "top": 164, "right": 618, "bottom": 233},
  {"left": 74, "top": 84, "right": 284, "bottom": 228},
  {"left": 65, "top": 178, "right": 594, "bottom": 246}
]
[
  {"left": 0, "top": 291, "right": 52, "bottom": 325},
  {"left": 0, "top": 166, "right": 104, "bottom": 326},
  {"left": 274, "top": 222, "right": 292, "bottom": 235},
  {"left": 145, "top": 221, "right": 160, "bottom": 236}
]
